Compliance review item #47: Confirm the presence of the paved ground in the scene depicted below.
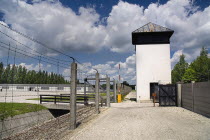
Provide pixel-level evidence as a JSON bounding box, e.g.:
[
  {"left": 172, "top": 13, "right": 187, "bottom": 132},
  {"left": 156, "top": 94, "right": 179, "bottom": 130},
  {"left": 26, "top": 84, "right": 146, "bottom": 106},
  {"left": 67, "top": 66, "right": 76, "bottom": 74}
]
[{"left": 63, "top": 92, "right": 210, "bottom": 140}]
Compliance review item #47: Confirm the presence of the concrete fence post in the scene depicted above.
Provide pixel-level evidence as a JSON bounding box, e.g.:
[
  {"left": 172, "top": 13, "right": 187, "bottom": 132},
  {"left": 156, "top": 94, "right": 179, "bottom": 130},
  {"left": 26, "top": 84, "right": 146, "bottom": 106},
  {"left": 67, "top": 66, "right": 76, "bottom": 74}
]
[
  {"left": 84, "top": 80, "right": 87, "bottom": 105},
  {"left": 191, "top": 81, "right": 195, "bottom": 111},
  {"left": 95, "top": 72, "right": 100, "bottom": 114},
  {"left": 177, "top": 84, "right": 182, "bottom": 107},
  {"left": 70, "top": 62, "right": 77, "bottom": 130},
  {"left": 113, "top": 80, "right": 117, "bottom": 103},
  {"left": 106, "top": 76, "right": 110, "bottom": 107},
  {"left": 117, "top": 82, "right": 121, "bottom": 94}
]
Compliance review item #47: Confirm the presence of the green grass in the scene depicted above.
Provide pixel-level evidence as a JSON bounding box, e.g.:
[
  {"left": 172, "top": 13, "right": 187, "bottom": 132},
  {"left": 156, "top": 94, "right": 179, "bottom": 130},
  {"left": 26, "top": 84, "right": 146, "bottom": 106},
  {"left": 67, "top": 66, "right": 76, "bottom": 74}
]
[
  {"left": 27, "top": 98, "right": 40, "bottom": 100},
  {"left": 89, "top": 92, "right": 114, "bottom": 96},
  {"left": 100, "top": 92, "right": 113, "bottom": 96},
  {"left": 121, "top": 93, "right": 128, "bottom": 101},
  {"left": 0, "top": 103, "right": 47, "bottom": 120}
]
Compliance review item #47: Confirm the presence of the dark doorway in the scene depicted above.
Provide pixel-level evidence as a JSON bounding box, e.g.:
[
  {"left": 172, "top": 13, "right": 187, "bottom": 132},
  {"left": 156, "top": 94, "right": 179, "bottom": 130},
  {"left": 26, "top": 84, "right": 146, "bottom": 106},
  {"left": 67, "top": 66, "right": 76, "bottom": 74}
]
[{"left": 150, "top": 83, "right": 159, "bottom": 102}]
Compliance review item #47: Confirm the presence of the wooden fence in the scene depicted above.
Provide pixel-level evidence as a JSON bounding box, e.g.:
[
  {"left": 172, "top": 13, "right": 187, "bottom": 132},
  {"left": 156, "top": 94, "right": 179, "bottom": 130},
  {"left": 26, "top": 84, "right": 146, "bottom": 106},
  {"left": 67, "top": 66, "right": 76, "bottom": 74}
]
[{"left": 181, "top": 82, "right": 210, "bottom": 117}]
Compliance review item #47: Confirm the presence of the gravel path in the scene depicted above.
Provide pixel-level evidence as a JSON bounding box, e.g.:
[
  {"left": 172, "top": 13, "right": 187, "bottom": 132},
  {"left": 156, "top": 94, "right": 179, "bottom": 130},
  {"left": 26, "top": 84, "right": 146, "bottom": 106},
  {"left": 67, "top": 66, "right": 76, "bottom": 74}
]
[{"left": 63, "top": 92, "right": 210, "bottom": 140}]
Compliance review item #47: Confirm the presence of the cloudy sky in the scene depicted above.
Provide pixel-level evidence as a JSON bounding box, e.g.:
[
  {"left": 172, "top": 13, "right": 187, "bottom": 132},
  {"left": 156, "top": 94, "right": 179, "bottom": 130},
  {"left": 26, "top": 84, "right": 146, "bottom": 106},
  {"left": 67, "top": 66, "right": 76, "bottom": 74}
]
[{"left": 0, "top": 0, "right": 209, "bottom": 84}]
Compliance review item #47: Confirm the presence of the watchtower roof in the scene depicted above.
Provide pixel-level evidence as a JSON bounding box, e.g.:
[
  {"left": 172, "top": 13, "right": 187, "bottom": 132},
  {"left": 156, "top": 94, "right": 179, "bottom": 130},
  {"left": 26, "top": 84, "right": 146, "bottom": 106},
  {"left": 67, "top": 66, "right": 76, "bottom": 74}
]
[
  {"left": 133, "top": 22, "right": 173, "bottom": 33},
  {"left": 132, "top": 22, "right": 174, "bottom": 45}
]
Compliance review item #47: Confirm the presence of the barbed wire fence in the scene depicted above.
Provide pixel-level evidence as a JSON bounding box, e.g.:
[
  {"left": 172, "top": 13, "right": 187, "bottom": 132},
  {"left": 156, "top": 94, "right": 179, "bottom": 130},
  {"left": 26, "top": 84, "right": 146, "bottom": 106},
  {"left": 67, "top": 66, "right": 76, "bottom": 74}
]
[{"left": 0, "top": 23, "right": 119, "bottom": 139}]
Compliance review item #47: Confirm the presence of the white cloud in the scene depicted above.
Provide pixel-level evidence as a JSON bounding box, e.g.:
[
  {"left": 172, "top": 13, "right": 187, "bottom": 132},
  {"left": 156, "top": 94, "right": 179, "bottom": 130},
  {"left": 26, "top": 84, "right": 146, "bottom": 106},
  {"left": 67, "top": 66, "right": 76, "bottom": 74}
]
[
  {"left": 171, "top": 50, "right": 184, "bottom": 67},
  {"left": 0, "top": 0, "right": 209, "bottom": 61},
  {"left": 63, "top": 68, "right": 70, "bottom": 80},
  {"left": 18, "top": 62, "right": 51, "bottom": 71},
  {"left": 107, "top": 61, "right": 115, "bottom": 65},
  {"left": 114, "top": 54, "right": 136, "bottom": 84},
  {"left": 1, "top": 0, "right": 210, "bottom": 84},
  {"left": 171, "top": 47, "right": 201, "bottom": 68},
  {"left": 0, "top": 0, "right": 106, "bottom": 54},
  {"left": 105, "top": 1, "right": 145, "bottom": 53},
  {"left": 106, "top": 0, "right": 210, "bottom": 64},
  {"left": 76, "top": 54, "right": 136, "bottom": 84}
]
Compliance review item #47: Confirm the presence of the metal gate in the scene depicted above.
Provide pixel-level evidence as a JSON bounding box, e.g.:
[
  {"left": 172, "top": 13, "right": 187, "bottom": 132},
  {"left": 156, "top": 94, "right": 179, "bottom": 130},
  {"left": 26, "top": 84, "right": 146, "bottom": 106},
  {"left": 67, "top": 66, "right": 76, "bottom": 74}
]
[{"left": 159, "top": 84, "right": 177, "bottom": 106}]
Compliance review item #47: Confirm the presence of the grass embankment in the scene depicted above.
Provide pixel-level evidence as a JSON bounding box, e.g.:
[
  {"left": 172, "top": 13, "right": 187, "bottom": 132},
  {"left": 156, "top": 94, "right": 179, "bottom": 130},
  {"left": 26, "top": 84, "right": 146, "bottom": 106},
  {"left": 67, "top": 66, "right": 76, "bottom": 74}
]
[
  {"left": 0, "top": 103, "right": 47, "bottom": 120},
  {"left": 121, "top": 93, "right": 128, "bottom": 101},
  {"left": 99, "top": 92, "right": 114, "bottom": 96}
]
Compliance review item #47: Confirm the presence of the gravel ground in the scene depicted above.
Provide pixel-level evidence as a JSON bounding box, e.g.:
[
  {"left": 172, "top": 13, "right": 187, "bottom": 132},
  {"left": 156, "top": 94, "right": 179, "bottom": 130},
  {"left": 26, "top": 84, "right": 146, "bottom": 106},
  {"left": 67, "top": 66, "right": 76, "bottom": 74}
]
[{"left": 62, "top": 92, "right": 210, "bottom": 140}]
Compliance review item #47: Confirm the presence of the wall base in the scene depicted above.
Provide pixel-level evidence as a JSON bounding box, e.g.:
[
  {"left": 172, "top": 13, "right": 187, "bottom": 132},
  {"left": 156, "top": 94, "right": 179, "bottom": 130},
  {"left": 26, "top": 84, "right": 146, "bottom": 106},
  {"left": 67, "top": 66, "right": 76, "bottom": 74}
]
[{"left": 137, "top": 99, "right": 153, "bottom": 103}]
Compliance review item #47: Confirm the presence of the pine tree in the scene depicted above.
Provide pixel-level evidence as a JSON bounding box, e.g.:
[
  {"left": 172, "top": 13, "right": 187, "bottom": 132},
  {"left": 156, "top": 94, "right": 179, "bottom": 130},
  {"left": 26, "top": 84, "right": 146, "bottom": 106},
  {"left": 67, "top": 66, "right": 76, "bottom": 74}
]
[
  {"left": 16, "top": 65, "right": 23, "bottom": 84},
  {"left": 31, "top": 70, "right": 36, "bottom": 84},
  {"left": 2, "top": 64, "right": 10, "bottom": 83},
  {"left": 9, "top": 64, "right": 17, "bottom": 84},
  {"left": 0, "top": 61, "right": 68, "bottom": 84},
  {"left": 0, "top": 62, "right": 4, "bottom": 84}
]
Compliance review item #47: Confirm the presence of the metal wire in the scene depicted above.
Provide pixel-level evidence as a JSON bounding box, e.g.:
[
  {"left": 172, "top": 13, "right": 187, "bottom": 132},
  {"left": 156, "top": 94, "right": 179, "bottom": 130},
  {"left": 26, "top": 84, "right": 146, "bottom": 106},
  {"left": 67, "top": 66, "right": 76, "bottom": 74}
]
[
  {"left": 0, "top": 43, "right": 11, "bottom": 139},
  {"left": 0, "top": 22, "right": 112, "bottom": 139},
  {"left": 0, "top": 23, "right": 75, "bottom": 62}
]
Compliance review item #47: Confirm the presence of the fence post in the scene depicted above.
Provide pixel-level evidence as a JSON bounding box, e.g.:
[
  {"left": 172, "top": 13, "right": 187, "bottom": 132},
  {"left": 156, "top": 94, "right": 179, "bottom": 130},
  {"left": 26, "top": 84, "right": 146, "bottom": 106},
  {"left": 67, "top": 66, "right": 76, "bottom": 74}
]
[
  {"left": 54, "top": 96, "right": 56, "bottom": 104},
  {"left": 70, "top": 62, "right": 77, "bottom": 130},
  {"left": 106, "top": 75, "right": 110, "bottom": 107},
  {"left": 191, "top": 81, "right": 195, "bottom": 111},
  {"left": 177, "top": 84, "right": 182, "bottom": 107},
  {"left": 113, "top": 80, "right": 117, "bottom": 103},
  {"left": 95, "top": 72, "right": 100, "bottom": 114},
  {"left": 40, "top": 95, "right": 42, "bottom": 104},
  {"left": 84, "top": 80, "right": 88, "bottom": 105},
  {"left": 117, "top": 81, "right": 121, "bottom": 95}
]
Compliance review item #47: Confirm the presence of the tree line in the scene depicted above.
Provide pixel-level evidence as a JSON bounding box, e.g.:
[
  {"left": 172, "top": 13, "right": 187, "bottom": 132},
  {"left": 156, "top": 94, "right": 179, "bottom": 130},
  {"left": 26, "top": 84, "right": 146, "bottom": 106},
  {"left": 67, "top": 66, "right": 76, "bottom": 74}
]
[
  {"left": 0, "top": 63, "right": 69, "bottom": 84},
  {"left": 172, "top": 47, "right": 210, "bottom": 83}
]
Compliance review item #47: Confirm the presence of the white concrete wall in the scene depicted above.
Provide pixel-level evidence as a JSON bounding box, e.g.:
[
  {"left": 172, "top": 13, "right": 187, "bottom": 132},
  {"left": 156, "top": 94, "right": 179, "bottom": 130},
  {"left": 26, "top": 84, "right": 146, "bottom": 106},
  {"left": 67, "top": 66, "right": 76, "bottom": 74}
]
[
  {"left": 136, "top": 44, "right": 171, "bottom": 101},
  {"left": 0, "top": 85, "right": 93, "bottom": 92}
]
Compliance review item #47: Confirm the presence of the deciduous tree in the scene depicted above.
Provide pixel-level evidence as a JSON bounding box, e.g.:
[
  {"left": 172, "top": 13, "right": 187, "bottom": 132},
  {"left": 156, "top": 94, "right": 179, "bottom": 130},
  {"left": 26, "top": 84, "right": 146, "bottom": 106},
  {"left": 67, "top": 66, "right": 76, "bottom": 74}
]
[{"left": 171, "top": 54, "right": 188, "bottom": 83}]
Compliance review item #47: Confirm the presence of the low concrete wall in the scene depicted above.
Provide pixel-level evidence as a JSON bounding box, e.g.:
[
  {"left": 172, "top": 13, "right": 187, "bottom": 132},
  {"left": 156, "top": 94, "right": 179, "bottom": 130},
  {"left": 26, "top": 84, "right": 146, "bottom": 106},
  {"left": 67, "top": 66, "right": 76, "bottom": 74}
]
[
  {"left": 0, "top": 84, "right": 92, "bottom": 93},
  {"left": 0, "top": 110, "right": 54, "bottom": 139},
  {"left": 182, "top": 82, "right": 210, "bottom": 118},
  {"left": 4, "top": 105, "right": 96, "bottom": 140}
]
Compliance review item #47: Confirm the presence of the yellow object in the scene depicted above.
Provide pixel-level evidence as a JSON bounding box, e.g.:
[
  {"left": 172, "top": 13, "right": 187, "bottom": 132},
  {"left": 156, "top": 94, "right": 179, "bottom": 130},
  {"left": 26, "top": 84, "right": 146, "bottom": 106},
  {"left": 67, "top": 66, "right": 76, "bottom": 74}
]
[{"left": 118, "top": 94, "right": 122, "bottom": 103}]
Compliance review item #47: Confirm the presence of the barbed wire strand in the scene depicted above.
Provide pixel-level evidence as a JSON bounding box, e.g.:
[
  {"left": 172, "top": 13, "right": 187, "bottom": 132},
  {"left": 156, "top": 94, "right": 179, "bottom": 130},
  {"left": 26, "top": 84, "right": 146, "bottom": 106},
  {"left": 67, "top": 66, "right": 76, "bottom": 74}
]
[
  {"left": 0, "top": 41, "right": 69, "bottom": 68},
  {"left": 0, "top": 44, "right": 70, "bottom": 69},
  {"left": 0, "top": 24, "right": 75, "bottom": 62}
]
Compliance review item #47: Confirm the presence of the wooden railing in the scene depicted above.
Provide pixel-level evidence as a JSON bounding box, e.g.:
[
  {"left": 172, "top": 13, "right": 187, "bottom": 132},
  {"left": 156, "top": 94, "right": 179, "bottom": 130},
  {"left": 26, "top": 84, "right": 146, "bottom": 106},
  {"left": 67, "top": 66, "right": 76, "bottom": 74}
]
[{"left": 40, "top": 94, "right": 95, "bottom": 104}]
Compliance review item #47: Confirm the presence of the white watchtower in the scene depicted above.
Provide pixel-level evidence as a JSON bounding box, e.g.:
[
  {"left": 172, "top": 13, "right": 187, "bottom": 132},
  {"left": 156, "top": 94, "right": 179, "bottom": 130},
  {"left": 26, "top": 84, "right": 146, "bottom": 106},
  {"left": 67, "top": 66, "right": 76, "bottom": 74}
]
[{"left": 132, "top": 22, "right": 174, "bottom": 102}]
